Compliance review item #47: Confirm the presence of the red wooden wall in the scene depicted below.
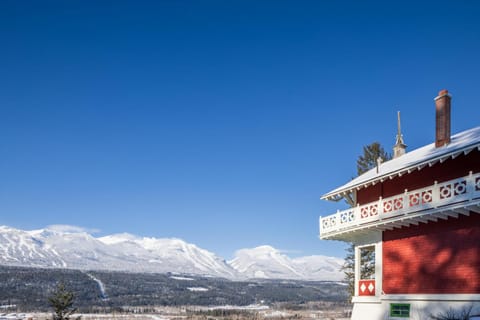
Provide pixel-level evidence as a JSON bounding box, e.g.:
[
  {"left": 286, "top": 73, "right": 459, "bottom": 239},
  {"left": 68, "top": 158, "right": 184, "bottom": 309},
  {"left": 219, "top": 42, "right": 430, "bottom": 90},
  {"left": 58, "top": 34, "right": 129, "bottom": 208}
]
[{"left": 382, "top": 214, "right": 480, "bottom": 294}]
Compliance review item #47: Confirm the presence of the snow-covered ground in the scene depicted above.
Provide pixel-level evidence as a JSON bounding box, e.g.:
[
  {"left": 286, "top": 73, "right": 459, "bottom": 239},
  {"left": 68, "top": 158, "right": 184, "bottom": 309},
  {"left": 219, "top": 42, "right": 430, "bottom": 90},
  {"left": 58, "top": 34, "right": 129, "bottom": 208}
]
[
  {"left": 187, "top": 287, "right": 209, "bottom": 292},
  {"left": 85, "top": 272, "right": 108, "bottom": 300},
  {"left": 170, "top": 276, "right": 194, "bottom": 281}
]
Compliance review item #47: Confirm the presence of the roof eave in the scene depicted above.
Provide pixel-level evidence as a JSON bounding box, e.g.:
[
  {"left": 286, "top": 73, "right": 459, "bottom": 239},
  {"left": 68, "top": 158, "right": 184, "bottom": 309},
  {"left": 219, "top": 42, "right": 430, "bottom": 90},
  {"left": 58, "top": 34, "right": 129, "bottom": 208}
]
[{"left": 321, "top": 141, "right": 480, "bottom": 202}]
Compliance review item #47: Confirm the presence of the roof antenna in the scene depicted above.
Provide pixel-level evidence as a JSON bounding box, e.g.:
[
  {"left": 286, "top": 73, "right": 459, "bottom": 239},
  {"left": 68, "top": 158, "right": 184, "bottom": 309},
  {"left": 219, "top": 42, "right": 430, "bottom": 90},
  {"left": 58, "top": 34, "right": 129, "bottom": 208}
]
[{"left": 393, "top": 111, "right": 407, "bottom": 158}]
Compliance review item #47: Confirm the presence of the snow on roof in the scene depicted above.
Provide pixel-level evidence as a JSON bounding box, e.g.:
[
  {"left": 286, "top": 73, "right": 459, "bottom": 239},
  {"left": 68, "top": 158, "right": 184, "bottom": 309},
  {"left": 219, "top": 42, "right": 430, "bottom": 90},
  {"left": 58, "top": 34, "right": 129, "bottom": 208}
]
[{"left": 322, "top": 126, "right": 480, "bottom": 201}]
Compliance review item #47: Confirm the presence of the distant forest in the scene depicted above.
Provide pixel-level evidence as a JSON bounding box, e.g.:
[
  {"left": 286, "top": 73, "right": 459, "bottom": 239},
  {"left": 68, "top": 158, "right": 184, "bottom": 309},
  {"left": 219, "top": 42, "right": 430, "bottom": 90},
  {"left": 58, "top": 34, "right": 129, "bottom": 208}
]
[{"left": 0, "top": 265, "right": 348, "bottom": 312}]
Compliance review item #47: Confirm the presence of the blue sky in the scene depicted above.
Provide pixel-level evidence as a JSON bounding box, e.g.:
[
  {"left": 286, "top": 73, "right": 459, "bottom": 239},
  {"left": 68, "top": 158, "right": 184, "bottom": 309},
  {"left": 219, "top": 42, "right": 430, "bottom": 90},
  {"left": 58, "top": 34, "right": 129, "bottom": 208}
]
[{"left": 1, "top": 1, "right": 480, "bottom": 259}]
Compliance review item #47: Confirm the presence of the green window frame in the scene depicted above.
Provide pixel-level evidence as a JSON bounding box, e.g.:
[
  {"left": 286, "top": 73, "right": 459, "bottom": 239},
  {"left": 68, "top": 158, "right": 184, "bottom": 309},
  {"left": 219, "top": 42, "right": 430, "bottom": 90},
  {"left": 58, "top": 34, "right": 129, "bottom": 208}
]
[{"left": 390, "top": 303, "right": 410, "bottom": 318}]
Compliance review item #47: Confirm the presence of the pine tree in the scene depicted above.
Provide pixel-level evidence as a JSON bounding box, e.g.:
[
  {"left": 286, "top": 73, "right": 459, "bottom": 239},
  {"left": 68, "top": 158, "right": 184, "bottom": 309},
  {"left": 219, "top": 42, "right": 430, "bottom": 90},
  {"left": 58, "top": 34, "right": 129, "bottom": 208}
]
[
  {"left": 356, "top": 142, "right": 390, "bottom": 175},
  {"left": 360, "top": 246, "right": 375, "bottom": 279},
  {"left": 342, "top": 142, "right": 391, "bottom": 302},
  {"left": 48, "top": 282, "right": 78, "bottom": 320},
  {"left": 340, "top": 244, "right": 355, "bottom": 299}
]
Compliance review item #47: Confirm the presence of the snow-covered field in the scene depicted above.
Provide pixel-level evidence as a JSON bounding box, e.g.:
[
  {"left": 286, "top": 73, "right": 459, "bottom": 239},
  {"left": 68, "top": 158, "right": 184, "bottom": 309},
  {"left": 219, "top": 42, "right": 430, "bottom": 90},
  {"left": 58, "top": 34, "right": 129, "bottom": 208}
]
[{"left": 19, "top": 308, "right": 351, "bottom": 320}]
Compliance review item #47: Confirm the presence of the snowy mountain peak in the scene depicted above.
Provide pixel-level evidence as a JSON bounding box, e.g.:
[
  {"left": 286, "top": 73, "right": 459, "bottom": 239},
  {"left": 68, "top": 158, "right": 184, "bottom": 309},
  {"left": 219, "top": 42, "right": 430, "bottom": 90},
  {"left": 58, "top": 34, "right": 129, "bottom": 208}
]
[
  {"left": 98, "top": 233, "right": 140, "bottom": 245},
  {"left": 230, "top": 245, "right": 292, "bottom": 265},
  {"left": 245, "top": 245, "right": 278, "bottom": 254},
  {"left": 229, "top": 246, "right": 343, "bottom": 281}
]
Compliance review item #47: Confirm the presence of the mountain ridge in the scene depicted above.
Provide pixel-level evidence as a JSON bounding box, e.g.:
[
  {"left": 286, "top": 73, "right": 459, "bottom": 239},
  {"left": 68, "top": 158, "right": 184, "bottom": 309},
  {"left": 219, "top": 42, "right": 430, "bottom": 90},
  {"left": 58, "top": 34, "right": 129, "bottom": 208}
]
[{"left": 0, "top": 225, "right": 343, "bottom": 281}]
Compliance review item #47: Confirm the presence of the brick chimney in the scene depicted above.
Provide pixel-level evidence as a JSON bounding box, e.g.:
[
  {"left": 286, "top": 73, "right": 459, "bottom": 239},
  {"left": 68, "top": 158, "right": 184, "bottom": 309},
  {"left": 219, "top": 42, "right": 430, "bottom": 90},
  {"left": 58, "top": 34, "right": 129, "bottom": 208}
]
[{"left": 434, "top": 89, "right": 451, "bottom": 147}]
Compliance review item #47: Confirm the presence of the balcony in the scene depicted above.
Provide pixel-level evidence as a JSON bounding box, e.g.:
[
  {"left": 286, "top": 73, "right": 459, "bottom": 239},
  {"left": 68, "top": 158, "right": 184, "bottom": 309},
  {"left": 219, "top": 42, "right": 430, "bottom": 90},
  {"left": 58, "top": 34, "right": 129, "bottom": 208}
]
[{"left": 320, "top": 172, "right": 480, "bottom": 240}]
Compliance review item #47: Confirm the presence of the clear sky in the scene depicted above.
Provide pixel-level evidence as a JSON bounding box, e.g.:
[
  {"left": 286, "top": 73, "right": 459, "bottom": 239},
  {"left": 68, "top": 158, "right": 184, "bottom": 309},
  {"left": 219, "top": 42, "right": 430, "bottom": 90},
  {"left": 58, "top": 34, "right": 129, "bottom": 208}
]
[{"left": 1, "top": 1, "right": 480, "bottom": 259}]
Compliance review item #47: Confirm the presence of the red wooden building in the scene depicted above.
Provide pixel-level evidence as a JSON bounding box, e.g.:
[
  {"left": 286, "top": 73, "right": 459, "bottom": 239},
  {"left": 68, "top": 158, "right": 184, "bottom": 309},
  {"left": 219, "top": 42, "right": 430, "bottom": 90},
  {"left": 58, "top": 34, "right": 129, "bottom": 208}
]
[{"left": 319, "top": 90, "right": 480, "bottom": 319}]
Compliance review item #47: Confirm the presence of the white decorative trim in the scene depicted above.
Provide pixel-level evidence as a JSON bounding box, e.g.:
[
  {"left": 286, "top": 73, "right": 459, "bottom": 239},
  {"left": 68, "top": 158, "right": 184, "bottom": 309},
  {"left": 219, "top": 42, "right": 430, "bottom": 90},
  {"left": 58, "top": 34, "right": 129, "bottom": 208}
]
[
  {"left": 320, "top": 172, "right": 480, "bottom": 240},
  {"left": 354, "top": 245, "right": 360, "bottom": 297},
  {"left": 352, "top": 296, "right": 381, "bottom": 303},
  {"left": 352, "top": 294, "right": 480, "bottom": 304},
  {"left": 375, "top": 241, "right": 382, "bottom": 299},
  {"left": 381, "top": 294, "right": 480, "bottom": 302}
]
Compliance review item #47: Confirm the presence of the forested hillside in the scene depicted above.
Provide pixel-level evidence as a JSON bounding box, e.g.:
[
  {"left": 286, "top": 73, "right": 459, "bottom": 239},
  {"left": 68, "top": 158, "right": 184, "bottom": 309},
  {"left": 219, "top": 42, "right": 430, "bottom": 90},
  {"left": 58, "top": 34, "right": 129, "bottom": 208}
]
[{"left": 0, "top": 265, "right": 347, "bottom": 312}]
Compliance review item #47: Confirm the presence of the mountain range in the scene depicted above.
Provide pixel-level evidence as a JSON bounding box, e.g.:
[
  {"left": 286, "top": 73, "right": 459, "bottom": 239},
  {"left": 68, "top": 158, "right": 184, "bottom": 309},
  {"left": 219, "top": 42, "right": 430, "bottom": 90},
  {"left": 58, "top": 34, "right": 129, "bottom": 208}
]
[{"left": 0, "top": 225, "right": 343, "bottom": 281}]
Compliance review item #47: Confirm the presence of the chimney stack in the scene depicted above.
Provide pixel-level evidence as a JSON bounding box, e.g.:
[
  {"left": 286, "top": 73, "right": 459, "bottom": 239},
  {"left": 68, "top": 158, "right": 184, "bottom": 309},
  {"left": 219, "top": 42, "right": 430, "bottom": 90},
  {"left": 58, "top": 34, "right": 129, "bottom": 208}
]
[{"left": 434, "top": 89, "right": 451, "bottom": 147}]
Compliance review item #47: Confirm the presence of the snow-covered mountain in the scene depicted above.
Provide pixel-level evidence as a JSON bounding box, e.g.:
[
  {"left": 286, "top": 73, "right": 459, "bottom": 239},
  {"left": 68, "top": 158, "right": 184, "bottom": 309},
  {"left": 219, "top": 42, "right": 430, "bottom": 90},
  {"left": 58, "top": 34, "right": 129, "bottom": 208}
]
[
  {"left": 0, "top": 225, "right": 343, "bottom": 281},
  {"left": 229, "top": 245, "right": 343, "bottom": 281},
  {"left": 98, "top": 233, "right": 238, "bottom": 278}
]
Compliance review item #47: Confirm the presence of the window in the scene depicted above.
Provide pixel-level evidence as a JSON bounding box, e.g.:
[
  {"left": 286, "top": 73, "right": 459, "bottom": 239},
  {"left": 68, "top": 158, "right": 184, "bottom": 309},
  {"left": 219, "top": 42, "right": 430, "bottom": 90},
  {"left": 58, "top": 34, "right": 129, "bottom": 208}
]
[
  {"left": 390, "top": 303, "right": 410, "bottom": 318},
  {"left": 360, "top": 245, "right": 375, "bottom": 279}
]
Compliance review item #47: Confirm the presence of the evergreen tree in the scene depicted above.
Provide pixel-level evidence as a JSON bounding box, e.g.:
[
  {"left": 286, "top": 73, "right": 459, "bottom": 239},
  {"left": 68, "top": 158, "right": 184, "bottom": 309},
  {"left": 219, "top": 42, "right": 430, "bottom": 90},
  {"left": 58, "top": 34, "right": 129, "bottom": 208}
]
[
  {"left": 48, "top": 282, "right": 78, "bottom": 320},
  {"left": 342, "top": 142, "right": 391, "bottom": 302},
  {"left": 340, "top": 244, "right": 354, "bottom": 299},
  {"left": 360, "top": 246, "right": 375, "bottom": 279},
  {"left": 356, "top": 142, "right": 390, "bottom": 176}
]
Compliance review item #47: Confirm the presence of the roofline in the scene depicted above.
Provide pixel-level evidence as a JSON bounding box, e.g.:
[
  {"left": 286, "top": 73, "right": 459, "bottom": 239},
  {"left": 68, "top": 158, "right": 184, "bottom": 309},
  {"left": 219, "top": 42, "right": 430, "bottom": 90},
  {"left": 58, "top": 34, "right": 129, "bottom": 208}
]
[{"left": 321, "top": 140, "right": 480, "bottom": 202}]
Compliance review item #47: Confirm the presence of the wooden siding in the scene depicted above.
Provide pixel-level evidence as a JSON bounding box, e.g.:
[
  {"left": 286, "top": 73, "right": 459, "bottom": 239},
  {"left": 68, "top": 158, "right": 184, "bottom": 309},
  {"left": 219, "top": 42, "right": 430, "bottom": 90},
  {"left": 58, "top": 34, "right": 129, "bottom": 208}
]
[{"left": 382, "top": 214, "right": 480, "bottom": 294}]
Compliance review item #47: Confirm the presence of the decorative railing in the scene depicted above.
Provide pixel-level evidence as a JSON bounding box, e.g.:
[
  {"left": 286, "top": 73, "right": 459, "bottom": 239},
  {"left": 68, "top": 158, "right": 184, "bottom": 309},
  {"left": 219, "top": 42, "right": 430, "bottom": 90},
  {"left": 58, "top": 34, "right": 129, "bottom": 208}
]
[
  {"left": 320, "top": 172, "right": 480, "bottom": 237},
  {"left": 358, "top": 279, "right": 375, "bottom": 296}
]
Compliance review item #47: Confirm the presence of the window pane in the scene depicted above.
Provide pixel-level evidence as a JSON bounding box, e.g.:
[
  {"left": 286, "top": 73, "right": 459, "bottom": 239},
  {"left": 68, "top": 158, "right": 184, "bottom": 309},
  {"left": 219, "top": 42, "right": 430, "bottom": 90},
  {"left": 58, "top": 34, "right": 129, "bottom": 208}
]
[{"left": 390, "top": 304, "right": 410, "bottom": 318}]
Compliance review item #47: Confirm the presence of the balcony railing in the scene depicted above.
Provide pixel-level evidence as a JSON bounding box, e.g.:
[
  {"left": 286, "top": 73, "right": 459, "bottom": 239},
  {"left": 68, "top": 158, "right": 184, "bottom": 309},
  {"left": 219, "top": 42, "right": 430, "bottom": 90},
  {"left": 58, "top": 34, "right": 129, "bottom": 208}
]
[{"left": 320, "top": 172, "right": 480, "bottom": 238}]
